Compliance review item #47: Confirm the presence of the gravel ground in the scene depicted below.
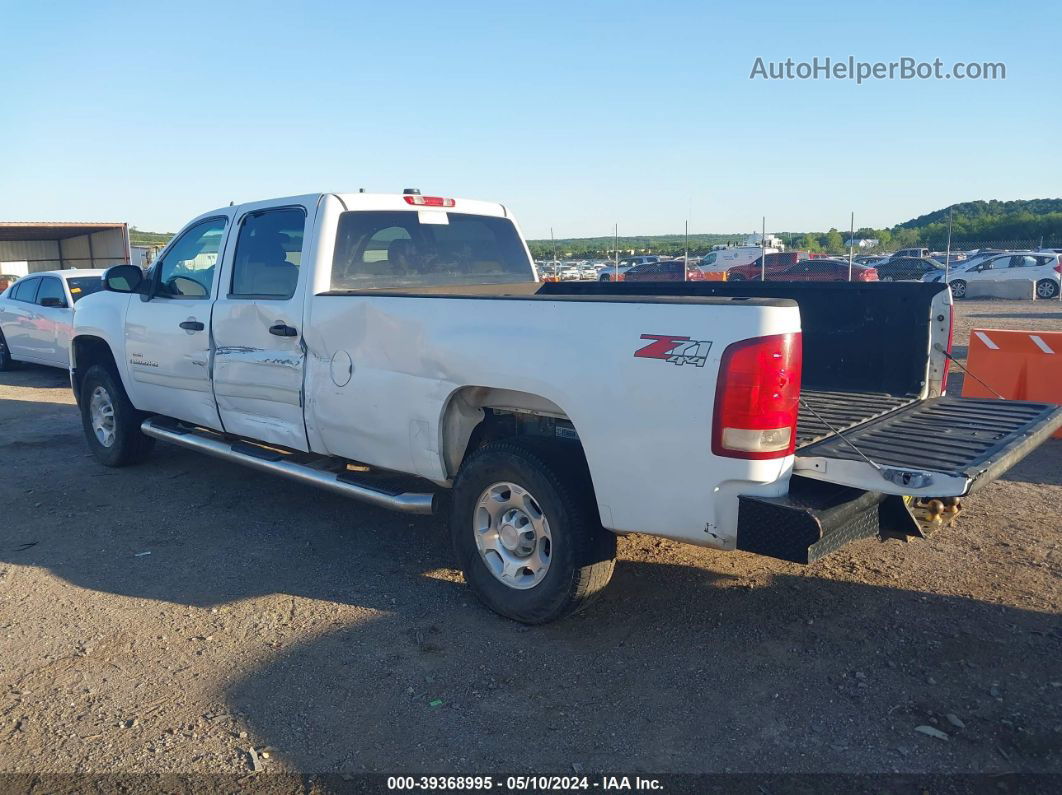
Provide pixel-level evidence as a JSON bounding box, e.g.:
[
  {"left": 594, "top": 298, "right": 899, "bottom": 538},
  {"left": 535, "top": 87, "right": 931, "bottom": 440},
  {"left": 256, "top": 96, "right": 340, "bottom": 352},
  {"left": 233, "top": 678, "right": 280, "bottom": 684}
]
[{"left": 0, "top": 299, "right": 1059, "bottom": 776}]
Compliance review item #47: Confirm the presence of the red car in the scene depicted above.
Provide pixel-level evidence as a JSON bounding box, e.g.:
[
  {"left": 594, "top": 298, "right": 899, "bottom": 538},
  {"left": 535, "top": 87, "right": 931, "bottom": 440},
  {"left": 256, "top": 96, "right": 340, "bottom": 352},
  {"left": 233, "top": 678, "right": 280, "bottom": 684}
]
[
  {"left": 620, "top": 259, "right": 712, "bottom": 282},
  {"left": 729, "top": 258, "right": 878, "bottom": 282}
]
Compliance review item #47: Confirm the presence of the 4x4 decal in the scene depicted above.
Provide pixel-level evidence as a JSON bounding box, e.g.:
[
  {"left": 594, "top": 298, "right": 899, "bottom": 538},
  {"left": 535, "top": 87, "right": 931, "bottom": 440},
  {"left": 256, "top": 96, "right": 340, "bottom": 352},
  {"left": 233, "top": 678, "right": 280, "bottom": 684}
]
[{"left": 634, "top": 334, "right": 713, "bottom": 367}]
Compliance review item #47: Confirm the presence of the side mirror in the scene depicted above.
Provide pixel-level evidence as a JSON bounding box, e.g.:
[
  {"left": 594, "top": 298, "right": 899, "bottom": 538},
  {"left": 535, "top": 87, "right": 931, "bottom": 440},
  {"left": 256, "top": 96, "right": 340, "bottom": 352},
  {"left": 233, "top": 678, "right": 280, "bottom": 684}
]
[
  {"left": 103, "top": 264, "right": 145, "bottom": 293},
  {"left": 40, "top": 296, "right": 66, "bottom": 308}
]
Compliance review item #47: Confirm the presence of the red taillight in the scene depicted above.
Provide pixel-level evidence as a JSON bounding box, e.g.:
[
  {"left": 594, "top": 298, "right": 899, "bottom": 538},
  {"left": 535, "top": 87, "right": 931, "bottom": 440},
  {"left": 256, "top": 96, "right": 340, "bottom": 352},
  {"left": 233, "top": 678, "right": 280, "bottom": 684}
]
[
  {"left": 1054, "top": 263, "right": 1062, "bottom": 274},
  {"left": 403, "top": 195, "right": 455, "bottom": 207},
  {"left": 712, "top": 333, "right": 802, "bottom": 460}
]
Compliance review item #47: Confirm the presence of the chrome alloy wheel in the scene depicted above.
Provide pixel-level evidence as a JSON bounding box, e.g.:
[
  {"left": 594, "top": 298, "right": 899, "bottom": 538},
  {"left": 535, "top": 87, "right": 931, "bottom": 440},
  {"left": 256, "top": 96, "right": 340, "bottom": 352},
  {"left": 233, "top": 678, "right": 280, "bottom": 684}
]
[
  {"left": 474, "top": 482, "right": 552, "bottom": 590},
  {"left": 89, "top": 385, "right": 117, "bottom": 448}
]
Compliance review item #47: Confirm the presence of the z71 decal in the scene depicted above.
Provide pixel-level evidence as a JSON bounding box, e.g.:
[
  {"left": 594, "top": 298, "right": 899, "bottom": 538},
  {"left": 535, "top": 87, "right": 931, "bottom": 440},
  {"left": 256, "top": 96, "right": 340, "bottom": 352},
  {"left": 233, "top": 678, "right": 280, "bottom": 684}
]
[{"left": 634, "top": 334, "right": 713, "bottom": 367}]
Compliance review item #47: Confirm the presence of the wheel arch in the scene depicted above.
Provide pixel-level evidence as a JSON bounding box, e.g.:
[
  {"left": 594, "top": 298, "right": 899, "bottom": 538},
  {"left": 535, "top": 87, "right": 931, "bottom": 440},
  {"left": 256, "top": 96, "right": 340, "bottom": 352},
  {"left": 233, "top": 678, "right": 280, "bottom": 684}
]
[
  {"left": 71, "top": 335, "right": 122, "bottom": 405},
  {"left": 439, "top": 385, "right": 581, "bottom": 478}
]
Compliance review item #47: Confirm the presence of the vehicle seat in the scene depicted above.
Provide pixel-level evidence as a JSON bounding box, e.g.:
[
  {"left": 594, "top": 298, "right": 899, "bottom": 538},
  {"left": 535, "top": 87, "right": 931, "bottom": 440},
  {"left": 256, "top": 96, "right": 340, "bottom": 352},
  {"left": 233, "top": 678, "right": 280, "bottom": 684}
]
[
  {"left": 388, "top": 239, "right": 416, "bottom": 272},
  {"left": 237, "top": 233, "right": 298, "bottom": 297}
]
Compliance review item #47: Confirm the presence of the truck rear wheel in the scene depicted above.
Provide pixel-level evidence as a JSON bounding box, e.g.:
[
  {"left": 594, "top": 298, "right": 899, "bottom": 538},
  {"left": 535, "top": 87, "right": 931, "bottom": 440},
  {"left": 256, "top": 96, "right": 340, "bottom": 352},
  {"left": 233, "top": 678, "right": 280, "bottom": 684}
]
[
  {"left": 450, "top": 439, "right": 616, "bottom": 624},
  {"left": 79, "top": 364, "right": 155, "bottom": 467}
]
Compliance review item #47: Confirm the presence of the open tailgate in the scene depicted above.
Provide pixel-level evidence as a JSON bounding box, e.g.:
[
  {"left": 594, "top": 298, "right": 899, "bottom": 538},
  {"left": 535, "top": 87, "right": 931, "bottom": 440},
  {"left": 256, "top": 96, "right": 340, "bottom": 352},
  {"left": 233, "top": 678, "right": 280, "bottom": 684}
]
[{"left": 795, "top": 396, "right": 1062, "bottom": 497}]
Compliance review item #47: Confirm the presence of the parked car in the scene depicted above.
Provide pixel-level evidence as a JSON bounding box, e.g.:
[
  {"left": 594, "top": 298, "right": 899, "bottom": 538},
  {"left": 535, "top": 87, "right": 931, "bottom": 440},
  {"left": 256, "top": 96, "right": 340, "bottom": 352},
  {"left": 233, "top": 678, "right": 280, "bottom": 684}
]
[
  {"left": 875, "top": 257, "right": 944, "bottom": 282},
  {"left": 621, "top": 259, "right": 711, "bottom": 282},
  {"left": 729, "top": 258, "right": 879, "bottom": 282},
  {"left": 890, "top": 247, "right": 929, "bottom": 260},
  {"left": 925, "top": 252, "right": 1062, "bottom": 298},
  {"left": 724, "top": 251, "right": 813, "bottom": 278},
  {"left": 69, "top": 191, "right": 1061, "bottom": 624},
  {"left": 0, "top": 269, "right": 105, "bottom": 370},
  {"left": 559, "top": 263, "right": 581, "bottom": 280},
  {"left": 599, "top": 255, "right": 658, "bottom": 281}
]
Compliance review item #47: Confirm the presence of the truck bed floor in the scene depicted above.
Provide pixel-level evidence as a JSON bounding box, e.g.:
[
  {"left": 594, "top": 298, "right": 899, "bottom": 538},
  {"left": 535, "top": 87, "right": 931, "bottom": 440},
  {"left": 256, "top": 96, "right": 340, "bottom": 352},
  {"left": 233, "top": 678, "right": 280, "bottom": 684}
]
[{"left": 797, "top": 390, "right": 917, "bottom": 448}]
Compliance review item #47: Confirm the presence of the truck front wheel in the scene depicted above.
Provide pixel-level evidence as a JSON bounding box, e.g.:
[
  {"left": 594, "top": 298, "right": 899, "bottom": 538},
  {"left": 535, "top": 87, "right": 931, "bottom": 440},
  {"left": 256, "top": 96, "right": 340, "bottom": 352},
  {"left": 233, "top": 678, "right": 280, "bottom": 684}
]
[
  {"left": 79, "top": 364, "right": 155, "bottom": 467},
  {"left": 0, "top": 330, "right": 13, "bottom": 371},
  {"left": 450, "top": 439, "right": 616, "bottom": 624}
]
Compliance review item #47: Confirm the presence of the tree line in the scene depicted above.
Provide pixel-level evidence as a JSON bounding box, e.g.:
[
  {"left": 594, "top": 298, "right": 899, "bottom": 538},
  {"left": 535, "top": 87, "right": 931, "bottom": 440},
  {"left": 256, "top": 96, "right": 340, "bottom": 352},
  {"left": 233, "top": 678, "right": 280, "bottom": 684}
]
[{"left": 528, "top": 199, "right": 1062, "bottom": 259}]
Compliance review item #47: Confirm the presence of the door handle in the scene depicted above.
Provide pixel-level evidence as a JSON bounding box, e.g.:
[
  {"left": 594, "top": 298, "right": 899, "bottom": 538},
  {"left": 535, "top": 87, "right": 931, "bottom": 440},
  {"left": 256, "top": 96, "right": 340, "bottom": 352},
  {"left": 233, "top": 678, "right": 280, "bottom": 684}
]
[
  {"left": 179, "top": 320, "right": 204, "bottom": 331},
  {"left": 269, "top": 323, "right": 298, "bottom": 337}
]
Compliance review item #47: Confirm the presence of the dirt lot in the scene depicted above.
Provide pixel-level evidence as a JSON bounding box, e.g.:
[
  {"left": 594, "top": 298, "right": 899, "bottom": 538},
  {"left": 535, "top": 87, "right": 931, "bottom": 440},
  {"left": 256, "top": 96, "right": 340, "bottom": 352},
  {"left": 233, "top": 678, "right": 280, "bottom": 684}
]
[{"left": 0, "top": 299, "right": 1060, "bottom": 776}]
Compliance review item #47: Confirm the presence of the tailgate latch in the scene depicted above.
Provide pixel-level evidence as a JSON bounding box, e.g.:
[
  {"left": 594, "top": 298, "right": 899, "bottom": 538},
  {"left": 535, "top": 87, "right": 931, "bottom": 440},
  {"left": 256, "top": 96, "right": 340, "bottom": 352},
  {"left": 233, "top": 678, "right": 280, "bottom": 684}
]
[{"left": 882, "top": 468, "right": 935, "bottom": 489}]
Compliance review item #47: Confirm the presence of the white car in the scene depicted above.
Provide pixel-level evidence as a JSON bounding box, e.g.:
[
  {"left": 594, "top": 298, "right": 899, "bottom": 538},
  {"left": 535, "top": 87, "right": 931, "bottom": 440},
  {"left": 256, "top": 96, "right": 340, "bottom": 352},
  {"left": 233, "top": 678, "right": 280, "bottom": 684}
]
[
  {"left": 925, "top": 252, "right": 1061, "bottom": 299},
  {"left": 0, "top": 269, "right": 105, "bottom": 370},
  {"left": 698, "top": 246, "right": 779, "bottom": 274}
]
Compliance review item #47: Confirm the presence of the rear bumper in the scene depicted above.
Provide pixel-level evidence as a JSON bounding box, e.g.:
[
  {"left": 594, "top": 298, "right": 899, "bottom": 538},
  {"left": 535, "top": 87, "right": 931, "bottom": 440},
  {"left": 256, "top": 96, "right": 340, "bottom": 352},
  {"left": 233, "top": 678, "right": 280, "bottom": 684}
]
[{"left": 736, "top": 476, "right": 919, "bottom": 564}]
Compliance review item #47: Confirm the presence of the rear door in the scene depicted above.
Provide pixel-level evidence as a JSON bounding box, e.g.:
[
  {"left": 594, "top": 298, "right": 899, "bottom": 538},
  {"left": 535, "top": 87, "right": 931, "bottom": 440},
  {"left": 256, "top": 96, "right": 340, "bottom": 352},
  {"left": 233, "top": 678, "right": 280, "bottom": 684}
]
[
  {"left": 2, "top": 277, "right": 41, "bottom": 361},
  {"left": 210, "top": 202, "right": 313, "bottom": 451},
  {"left": 795, "top": 396, "right": 1062, "bottom": 497}
]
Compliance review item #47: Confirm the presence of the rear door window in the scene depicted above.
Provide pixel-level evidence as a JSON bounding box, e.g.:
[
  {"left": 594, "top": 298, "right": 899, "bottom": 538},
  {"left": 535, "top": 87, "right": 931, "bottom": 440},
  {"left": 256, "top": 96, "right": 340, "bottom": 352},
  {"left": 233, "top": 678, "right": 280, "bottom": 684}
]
[
  {"left": 231, "top": 208, "right": 306, "bottom": 299},
  {"left": 331, "top": 211, "right": 533, "bottom": 290}
]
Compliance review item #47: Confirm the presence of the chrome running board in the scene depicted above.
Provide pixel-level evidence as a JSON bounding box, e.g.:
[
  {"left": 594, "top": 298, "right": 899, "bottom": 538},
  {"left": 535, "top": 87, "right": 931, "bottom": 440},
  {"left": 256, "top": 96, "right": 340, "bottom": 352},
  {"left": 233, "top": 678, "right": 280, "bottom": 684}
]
[{"left": 141, "top": 418, "right": 436, "bottom": 515}]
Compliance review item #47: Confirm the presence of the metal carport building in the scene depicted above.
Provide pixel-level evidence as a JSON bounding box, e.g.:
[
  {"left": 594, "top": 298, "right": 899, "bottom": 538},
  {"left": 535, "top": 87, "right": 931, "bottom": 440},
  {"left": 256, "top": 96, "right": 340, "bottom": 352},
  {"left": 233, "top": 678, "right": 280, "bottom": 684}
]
[{"left": 0, "top": 222, "right": 131, "bottom": 274}]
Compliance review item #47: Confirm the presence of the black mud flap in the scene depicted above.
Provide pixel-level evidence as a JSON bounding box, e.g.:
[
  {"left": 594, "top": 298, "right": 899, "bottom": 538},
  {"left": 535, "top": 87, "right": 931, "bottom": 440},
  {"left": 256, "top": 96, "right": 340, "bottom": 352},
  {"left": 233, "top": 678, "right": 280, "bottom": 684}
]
[{"left": 737, "top": 476, "right": 922, "bottom": 564}]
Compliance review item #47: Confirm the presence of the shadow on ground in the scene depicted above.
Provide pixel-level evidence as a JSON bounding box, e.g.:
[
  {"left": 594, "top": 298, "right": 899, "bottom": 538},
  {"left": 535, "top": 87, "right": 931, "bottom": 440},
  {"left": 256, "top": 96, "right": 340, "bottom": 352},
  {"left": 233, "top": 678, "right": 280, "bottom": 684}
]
[
  {"left": 1, "top": 374, "right": 1060, "bottom": 774},
  {"left": 2, "top": 438, "right": 1060, "bottom": 774}
]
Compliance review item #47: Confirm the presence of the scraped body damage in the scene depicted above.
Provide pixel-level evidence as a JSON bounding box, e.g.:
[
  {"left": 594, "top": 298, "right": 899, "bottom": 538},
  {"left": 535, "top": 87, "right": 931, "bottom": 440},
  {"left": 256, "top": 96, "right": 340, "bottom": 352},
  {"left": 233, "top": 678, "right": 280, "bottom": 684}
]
[{"left": 301, "top": 293, "right": 800, "bottom": 546}]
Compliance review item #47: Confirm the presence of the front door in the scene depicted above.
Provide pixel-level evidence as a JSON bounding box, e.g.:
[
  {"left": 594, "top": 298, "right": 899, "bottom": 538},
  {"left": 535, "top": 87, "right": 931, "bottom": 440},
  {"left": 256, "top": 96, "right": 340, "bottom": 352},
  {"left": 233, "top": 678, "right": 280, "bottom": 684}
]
[
  {"left": 210, "top": 204, "right": 311, "bottom": 451},
  {"left": 123, "top": 215, "right": 231, "bottom": 430},
  {"left": 32, "top": 275, "right": 74, "bottom": 366}
]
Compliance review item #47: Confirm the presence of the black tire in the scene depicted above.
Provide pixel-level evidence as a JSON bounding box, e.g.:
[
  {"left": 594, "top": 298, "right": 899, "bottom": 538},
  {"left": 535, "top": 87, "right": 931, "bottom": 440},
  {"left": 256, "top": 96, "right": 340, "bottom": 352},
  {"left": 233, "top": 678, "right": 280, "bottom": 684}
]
[
  {"left": 79, "top": 364, "right": 155, "bottom": 467},
  {"left": 950, "top": 279, "right": 967, "bottom": 299},
  {"left": 728, "top": 273, "right": 745, "bottom": 281},
  {"left": 450, "top": 439, "right": 616, "bottom": 624},
  {"left": 599, "top": 273, "right": 612, "bottom": 282},
  {"left": 1036, "top": 279, "right": 1059, "bottom": 299},
  {"left": 0, "top": 329, "right": 14, "bottom": 371}
]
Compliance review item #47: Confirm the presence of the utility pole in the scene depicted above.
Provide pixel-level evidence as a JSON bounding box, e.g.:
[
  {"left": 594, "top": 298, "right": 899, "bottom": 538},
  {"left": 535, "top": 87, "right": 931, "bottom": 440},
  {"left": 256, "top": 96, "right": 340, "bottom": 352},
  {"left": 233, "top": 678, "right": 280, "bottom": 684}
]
[
  {"left": 684, "top": 219, "right": 689, "bottom": 281},
  {"left": 760, "top": 216, "right": 767, "bottom": 282},
  {"left": 848, "top": 211, "right": 855, "bottom": 281},
  {"left": 944, "top": 209, "right": 953, "bottom": 283},
  {"left": 550, "top": 227, "right": 557, "bottom": 278},
  {"left": 613, "top": 223, "right": 619, "bottom": 280}
]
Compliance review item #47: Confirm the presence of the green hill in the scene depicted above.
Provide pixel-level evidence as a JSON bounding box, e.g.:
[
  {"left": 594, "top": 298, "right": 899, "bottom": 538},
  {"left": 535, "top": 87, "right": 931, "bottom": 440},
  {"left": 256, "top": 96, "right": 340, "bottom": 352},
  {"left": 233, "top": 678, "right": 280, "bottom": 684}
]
[{"left": 129, "top": 229, "right": 174, "bottom": 247}]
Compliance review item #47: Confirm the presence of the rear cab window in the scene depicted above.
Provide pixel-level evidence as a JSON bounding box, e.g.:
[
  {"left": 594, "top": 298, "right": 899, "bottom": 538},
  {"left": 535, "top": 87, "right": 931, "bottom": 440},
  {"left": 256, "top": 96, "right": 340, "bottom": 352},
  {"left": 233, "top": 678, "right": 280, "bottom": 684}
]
[{"left": 330, "top": 211, "right": 534, "bottom": 291}]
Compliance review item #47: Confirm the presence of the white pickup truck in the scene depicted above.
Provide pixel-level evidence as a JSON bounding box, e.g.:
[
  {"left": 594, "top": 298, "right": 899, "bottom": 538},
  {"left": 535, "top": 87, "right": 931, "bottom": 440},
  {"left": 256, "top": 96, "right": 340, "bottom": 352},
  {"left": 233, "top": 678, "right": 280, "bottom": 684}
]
[{"left": 70, "top": 191, "right": 1062, "bottom": 623}]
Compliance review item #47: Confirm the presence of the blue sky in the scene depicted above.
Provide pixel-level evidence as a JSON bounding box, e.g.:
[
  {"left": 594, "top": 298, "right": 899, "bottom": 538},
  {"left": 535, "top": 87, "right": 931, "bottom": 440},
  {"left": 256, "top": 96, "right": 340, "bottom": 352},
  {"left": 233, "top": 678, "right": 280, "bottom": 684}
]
[{"left": 1, "top": 0, "right": 1059, "bottom": 238}]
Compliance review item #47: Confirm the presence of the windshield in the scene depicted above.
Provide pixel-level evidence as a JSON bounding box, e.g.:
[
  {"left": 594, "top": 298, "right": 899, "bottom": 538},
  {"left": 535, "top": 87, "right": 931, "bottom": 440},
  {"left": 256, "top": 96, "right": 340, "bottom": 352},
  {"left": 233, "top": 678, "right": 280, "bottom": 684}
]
[
  {"left": 66, "top": 276, "right": 104, "bottom": 302},
  {"left": 330, "top": 211, "right": 534, "bottom": 291}
]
